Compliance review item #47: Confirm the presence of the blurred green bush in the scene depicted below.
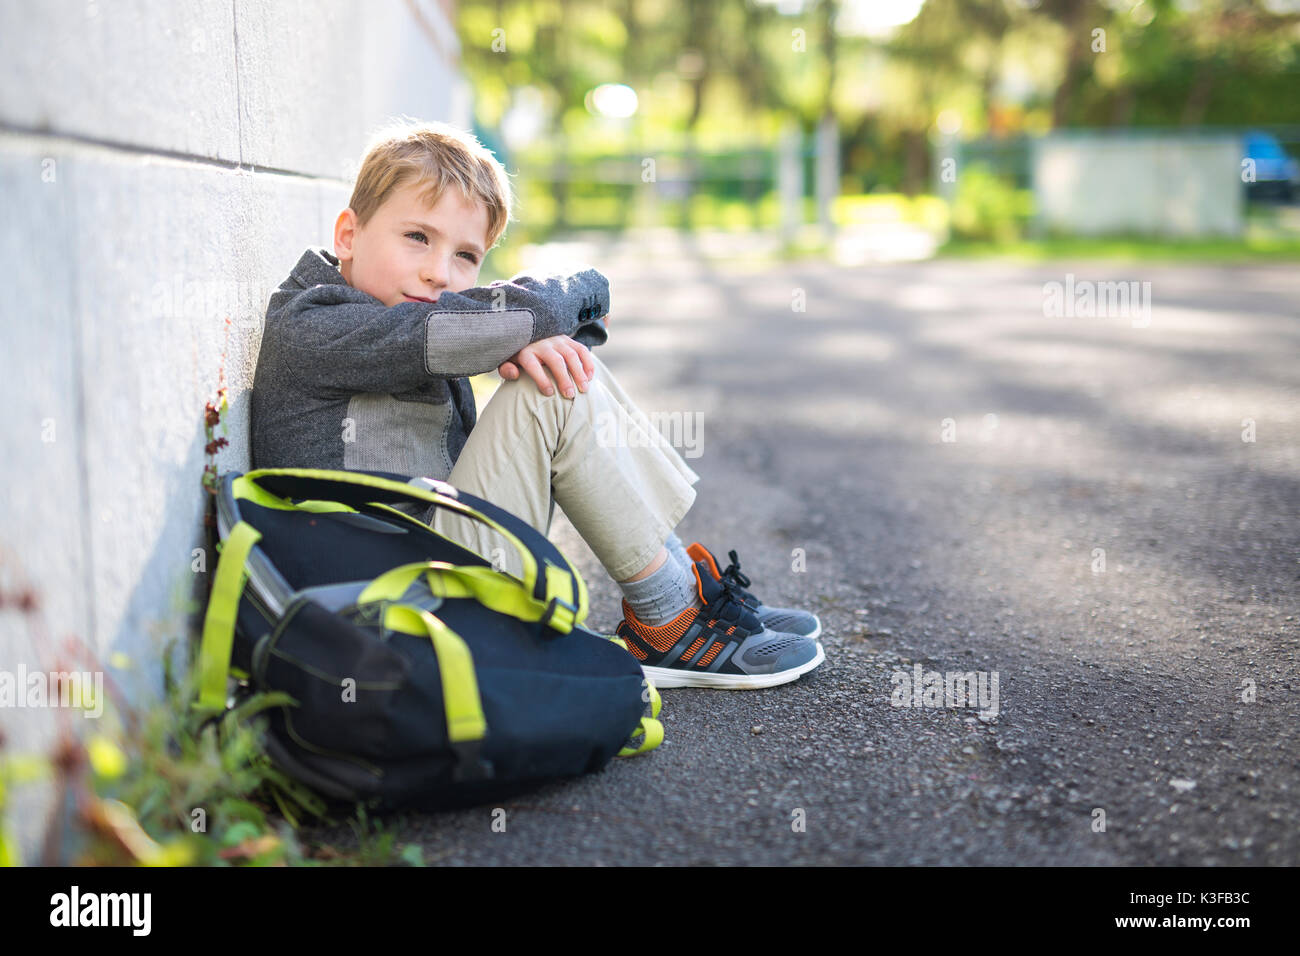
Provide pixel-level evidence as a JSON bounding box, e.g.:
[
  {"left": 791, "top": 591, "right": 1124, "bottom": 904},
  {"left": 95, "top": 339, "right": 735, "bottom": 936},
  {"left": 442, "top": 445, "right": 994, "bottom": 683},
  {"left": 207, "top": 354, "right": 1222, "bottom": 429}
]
[{"left": 949, "top": 164, "right": 1035, "bottom": 242}]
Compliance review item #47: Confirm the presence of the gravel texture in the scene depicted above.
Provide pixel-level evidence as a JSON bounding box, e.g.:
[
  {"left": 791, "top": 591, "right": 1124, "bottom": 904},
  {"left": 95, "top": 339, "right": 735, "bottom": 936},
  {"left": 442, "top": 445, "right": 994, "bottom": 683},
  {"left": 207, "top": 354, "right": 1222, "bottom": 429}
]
[{"left": 300, "top": 243, "right": 1299, "bottom": 865}]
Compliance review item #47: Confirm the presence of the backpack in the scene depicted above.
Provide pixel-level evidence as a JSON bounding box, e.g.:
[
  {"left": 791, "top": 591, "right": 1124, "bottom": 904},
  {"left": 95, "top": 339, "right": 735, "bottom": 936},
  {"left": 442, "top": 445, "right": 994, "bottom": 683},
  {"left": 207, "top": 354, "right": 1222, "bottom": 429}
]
[{"left": 194, "top": 467, "right": 663, "bottom": 812}]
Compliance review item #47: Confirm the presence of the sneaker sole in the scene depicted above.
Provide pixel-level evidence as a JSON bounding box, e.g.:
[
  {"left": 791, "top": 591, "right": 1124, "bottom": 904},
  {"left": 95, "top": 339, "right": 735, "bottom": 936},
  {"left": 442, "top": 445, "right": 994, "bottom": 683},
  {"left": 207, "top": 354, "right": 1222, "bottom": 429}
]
[{"left": 641, "top": 641, "right": 825, "bottom": 690}]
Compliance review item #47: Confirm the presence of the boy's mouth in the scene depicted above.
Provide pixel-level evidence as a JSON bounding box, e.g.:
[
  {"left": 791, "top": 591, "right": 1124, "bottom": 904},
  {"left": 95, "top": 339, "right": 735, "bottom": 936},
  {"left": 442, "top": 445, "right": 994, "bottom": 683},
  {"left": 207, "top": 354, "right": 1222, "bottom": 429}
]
[{"left": 404, "top": 294, "right": 436, "bottom": 303}]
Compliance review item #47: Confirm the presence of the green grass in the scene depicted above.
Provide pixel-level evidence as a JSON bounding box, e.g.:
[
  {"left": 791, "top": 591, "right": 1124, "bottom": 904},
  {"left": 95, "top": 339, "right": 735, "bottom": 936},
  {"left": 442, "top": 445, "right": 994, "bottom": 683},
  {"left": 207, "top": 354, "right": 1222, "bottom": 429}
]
[
  {"left": 489, "top": 186, "right": 1300, "bottom": 267},
  {"left": 513, "top": 192, "right": 948, "bottom": 238},
  {"left": 937, "top": 234, "right": 1300, "bottom": 263},
  {"left": 0, "top": 637, "right": 430, "bottom": 867}
]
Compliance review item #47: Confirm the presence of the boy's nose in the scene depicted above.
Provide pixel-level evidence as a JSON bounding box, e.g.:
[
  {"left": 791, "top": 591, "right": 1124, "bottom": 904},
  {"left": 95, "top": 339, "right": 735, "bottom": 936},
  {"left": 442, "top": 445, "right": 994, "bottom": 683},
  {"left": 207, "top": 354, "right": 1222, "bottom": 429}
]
[{"left": 420, "top": 256, "right": 450, "bottom": 289}]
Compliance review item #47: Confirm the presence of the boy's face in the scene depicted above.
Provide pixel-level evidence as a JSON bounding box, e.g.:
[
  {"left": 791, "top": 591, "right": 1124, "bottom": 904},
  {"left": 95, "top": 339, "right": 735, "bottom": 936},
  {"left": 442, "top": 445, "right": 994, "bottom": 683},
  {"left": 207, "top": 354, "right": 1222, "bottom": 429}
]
[{"left": 333, "top": 180, "right": 489, "bottom": 307}]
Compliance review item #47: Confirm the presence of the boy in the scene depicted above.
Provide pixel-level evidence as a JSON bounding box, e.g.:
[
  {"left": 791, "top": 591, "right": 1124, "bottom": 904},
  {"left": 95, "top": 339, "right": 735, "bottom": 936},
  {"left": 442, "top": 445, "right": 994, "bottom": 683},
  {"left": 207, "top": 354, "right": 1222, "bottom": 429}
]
[{"left": 251, "top": 120, "right": 824, "bottom": 689}]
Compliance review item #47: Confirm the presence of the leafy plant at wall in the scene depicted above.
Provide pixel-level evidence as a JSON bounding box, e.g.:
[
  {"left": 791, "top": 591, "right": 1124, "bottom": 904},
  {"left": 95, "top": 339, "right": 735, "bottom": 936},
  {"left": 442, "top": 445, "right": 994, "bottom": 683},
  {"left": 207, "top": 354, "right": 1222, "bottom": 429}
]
[
  {"left": 0, "top": 341, "right": 428, "bottom": 867},
  {"left": 201, "top": 317, "right": 233, "bottom": 496},
  {"left": 202, "top": 388, "right": 229, "bottom": 496},
  {"left": 0, "top": 579, "right": 427, "bottom": 866}
]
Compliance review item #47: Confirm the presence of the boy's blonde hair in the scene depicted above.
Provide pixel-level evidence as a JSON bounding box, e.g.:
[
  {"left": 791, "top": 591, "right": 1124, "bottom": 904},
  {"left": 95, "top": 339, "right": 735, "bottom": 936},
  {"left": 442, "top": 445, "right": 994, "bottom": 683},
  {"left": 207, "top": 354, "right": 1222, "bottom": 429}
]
[{"left": 348, "top": 118, "right": 515, "bottom": 252}]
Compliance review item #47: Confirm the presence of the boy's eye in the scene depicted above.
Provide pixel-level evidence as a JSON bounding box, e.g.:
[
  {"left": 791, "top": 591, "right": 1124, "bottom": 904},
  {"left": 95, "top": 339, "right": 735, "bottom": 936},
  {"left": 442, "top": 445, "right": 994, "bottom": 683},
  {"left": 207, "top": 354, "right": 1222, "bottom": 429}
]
[{"left": 405, "top": 231, "right": 478, "bottom": 264}]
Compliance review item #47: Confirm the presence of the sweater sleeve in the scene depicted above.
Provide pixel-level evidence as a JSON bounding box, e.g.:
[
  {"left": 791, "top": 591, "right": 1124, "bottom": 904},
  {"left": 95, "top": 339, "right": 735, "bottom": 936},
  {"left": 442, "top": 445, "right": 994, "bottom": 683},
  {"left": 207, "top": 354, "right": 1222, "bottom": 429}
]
[
  {"left": 570, "top": 315, "right": 609, "bottom": 349},
  {"left": 267, "top": 267, "right": 611, "bottom": 393}
]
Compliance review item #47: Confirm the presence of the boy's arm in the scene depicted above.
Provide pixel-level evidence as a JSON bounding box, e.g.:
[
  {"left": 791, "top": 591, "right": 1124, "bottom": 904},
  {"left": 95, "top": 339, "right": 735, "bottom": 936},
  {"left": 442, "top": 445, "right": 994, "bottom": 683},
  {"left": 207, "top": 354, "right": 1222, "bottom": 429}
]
[
  {"left": 268, "top": 268, "right": 610, "bottom": 393},
  {"left": 438, "top": 269, "right": 610, "bottom": 352}
]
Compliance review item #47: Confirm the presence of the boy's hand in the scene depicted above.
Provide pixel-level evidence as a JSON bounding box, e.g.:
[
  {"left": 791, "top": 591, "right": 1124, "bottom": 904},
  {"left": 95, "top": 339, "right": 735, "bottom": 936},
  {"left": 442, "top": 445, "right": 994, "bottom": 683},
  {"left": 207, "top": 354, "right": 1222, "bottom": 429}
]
[{"left": 498, "top": 335, "right": 595, "bottom": 398}]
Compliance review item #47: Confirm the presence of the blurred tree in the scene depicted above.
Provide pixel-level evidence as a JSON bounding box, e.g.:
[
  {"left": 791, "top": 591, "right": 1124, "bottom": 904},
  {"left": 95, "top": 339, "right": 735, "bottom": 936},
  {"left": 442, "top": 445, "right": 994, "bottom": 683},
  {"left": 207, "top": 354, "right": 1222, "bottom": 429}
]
[{"left": 453, "top": 0, "right": 1300, "bottom": 224}]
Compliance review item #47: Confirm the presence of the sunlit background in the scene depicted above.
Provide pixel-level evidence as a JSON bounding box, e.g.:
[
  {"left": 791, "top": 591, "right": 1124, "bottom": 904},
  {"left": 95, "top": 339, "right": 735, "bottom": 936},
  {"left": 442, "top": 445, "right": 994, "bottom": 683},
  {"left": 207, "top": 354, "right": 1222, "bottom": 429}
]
[{"left": 454, "top": 0, "right": 1300, "bottom": 270}]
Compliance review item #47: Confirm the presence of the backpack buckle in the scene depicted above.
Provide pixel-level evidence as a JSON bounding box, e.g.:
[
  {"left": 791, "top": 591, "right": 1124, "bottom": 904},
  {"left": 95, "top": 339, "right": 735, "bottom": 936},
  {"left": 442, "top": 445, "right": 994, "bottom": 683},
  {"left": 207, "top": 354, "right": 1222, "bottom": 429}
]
[
  {"left": 538, "top": 595, "right": 578, "bottom": 632},
  {"left": 408, "top": 475, "right": 459, "bottom": 499}
]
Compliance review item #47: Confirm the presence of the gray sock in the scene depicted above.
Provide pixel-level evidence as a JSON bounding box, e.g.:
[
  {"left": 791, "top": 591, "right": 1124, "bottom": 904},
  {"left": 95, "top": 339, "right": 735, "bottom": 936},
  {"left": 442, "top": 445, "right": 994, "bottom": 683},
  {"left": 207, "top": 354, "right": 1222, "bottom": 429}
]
[
  {"left": 662, "top": 530, "right": 692, "bottom": 575},
  {"left": 619, "top": 546, "right": 702, "bottom": 626}
]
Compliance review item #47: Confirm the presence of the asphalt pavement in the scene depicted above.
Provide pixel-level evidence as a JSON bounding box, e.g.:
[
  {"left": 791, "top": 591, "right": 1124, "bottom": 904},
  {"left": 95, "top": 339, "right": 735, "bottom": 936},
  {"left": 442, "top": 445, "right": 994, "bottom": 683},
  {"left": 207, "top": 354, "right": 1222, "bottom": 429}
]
[{"left": 301, "top": 234, "right": 1299, "bottom": 865}]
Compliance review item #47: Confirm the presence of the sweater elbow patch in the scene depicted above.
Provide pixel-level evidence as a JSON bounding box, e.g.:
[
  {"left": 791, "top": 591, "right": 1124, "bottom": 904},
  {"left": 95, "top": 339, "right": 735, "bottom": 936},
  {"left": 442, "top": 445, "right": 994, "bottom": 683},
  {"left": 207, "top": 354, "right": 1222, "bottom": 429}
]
[{"left": 423, "top": 308, "right": 536, "bottom": 375}]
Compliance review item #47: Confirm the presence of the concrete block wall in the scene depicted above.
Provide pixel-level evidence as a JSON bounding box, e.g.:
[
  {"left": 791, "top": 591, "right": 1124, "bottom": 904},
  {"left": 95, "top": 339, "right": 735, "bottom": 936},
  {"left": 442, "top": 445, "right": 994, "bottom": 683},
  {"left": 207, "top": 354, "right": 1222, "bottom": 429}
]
[{"left": 0, "top": 0, "right": 468, "bottom": 863}]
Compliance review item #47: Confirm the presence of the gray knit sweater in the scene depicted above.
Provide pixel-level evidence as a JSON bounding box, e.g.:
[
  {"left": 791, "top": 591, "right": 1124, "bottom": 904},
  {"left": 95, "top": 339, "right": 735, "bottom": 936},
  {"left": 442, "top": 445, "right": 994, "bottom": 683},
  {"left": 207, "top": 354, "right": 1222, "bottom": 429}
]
[{"left": 250, "top": 247, "right": 610, "bottom": 481}]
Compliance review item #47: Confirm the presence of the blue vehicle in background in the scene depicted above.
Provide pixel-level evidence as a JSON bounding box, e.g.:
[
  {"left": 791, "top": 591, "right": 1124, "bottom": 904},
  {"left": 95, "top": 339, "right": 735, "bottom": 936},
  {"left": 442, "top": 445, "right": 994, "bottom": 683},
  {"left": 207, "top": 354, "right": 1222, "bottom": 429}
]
[{"left": 1243, "top": 130, "right": 1300, "bottom": 202}]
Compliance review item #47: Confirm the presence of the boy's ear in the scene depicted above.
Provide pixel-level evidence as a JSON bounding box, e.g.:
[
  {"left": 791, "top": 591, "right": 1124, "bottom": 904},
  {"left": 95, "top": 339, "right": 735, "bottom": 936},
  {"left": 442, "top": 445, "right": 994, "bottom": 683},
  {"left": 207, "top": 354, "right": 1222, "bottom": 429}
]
[{"left": 333, "top": 208, "right": 358, "bottom": 263}]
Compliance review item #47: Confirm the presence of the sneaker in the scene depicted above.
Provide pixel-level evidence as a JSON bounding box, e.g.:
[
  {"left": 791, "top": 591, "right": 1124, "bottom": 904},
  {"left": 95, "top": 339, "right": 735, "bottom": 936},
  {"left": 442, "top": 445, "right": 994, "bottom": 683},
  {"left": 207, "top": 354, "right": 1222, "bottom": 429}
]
[
  {"left": 615, "top": 560, "right": 825, "bottom": 689},
  {"left": 686, "top": 542, "right": 822, "bottom": 641}
]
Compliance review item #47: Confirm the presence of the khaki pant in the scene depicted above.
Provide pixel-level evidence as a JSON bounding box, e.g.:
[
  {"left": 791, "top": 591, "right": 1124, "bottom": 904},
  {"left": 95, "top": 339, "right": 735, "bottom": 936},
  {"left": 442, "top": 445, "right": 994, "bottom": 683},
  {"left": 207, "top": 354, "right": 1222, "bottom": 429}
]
[{"left": 430, "top": 353, "right": 700, "bottom": 582}]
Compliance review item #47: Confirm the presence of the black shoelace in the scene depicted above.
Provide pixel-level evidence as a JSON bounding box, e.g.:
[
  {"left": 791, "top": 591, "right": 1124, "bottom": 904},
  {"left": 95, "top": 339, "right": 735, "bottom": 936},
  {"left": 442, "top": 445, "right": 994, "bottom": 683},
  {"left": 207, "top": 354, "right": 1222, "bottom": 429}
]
[{"left": 719, "top": 550, "right": 758, "bottom": 605}]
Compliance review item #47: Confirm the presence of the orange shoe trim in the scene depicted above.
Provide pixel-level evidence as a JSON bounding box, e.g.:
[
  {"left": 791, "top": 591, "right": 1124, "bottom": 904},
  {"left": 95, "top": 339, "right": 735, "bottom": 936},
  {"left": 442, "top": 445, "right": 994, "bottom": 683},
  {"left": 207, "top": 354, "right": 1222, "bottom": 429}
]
[
  {"left": 697, "top": 641, "right": 725, "bottom": 667},
  {"left": 620, "top": 600, "right": 699, "bottom": 653},
  {"left": 679, "top": 636, "right": 707, "bottom": 662},
  {"left": 686, "top": 542, "right": 723, "bottom": 580}
]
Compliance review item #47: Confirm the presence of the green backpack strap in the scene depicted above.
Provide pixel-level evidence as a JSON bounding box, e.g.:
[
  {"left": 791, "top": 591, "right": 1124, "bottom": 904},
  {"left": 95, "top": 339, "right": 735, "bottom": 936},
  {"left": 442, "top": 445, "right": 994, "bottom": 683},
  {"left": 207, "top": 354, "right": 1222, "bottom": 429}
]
[
  {"left": 613, "top": 646, "right": 665, "bottom": 758},
  {"left": 618, "top": 718, "right": 664, "bottom": 757},
  {"left": 195, "top": 531, "right": 494, "bottom": 780},
  {"left": 230, "top": 468, "right": 588, "bottom": 627},
  {"left": 383, "top": 604, "right": 492, "bottom": 781},
  {"left": 193, "top": 521, "right": 262, "bottom": 715},
  {"left": 360, "top": 560, "right": 584, "bottom": 634}
]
